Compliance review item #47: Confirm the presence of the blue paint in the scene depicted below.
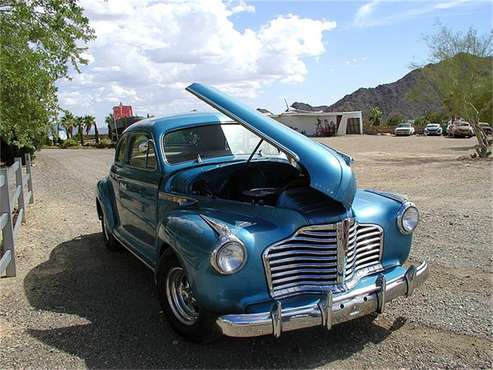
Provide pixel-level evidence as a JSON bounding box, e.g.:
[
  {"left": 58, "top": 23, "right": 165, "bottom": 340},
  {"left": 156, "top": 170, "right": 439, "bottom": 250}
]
[{"left": 96, "top": 83, "right": 416, "bottom": 315}]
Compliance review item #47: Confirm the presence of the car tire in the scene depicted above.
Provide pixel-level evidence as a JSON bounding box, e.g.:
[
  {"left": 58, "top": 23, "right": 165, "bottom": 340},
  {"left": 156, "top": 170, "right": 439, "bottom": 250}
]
[
  {"left": 157, "top": 254, "right": 222, "bottom": 343},
  {"left": 101, "top": 213, "right": 122, "bottom": 251}
]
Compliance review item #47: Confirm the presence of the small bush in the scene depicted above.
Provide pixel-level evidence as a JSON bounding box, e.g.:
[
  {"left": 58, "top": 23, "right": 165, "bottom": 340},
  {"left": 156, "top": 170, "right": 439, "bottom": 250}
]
[
  {"left": 61, "top": 138, "right": 79, "bottom": 148},
  {"left": 386, "top": 115, "right": 405, "bottom": 126},
  {"left": 95, "top": 137, "right": 114, "bottom": 148}
]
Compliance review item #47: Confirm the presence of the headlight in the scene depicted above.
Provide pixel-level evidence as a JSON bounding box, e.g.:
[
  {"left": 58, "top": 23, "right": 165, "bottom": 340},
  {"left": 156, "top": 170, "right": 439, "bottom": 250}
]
[
  {"left": 397, "top": 202, "right": 419, "bottom": 234},
  {"left": 210, "top": 237, "right": 247, "bottom": 275}
]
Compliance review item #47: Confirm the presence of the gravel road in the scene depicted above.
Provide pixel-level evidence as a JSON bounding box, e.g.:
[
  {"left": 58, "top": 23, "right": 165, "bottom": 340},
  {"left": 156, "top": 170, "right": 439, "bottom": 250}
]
[{"left": 0, "top": 135, "right": 491, "bottom": 369}]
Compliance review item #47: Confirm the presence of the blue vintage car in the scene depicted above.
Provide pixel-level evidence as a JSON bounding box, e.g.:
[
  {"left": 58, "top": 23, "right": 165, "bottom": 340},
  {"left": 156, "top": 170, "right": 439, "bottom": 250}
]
[{"left": 96, "top": 83, "right": 428, "bottom": 342}]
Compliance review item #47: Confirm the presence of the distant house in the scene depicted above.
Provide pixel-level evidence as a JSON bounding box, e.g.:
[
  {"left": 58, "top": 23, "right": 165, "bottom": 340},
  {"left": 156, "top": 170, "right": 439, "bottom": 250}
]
[{"left": 270, "top": 109, "right": 363, "bottom": 136}]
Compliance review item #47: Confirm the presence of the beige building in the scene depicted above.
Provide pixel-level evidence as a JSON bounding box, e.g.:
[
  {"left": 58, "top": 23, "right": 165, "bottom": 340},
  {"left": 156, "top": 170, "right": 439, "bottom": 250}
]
[{"left": 270, "top": 110, "right": 363, "bottom": 136}]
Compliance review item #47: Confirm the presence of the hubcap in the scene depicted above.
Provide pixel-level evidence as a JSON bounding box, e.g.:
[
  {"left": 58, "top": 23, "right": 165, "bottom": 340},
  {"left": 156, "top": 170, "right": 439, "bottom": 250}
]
[{"left": 166, "top": 267, "right": 199, "bottom": 325}]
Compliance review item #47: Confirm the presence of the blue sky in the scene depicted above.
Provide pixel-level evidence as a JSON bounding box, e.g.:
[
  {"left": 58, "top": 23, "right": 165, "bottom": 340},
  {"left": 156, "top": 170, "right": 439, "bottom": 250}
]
[
  {"left": 59, "top": 1, "right": 493, "bottom": 127},
  {"left": 235, "top": 0, "right": 493, "bottom": 111}
]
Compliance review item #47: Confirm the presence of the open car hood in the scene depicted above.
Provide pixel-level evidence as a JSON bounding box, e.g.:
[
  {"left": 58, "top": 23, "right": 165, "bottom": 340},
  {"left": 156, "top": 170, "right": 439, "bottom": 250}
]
[{"left": 186, "top": 83, "right": 356, "bottom": 209}]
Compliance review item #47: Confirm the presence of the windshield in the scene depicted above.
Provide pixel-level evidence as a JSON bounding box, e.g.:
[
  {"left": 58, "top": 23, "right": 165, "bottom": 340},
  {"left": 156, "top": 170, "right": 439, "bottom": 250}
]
[
  {"left": 398, "top": 123, "right": 411, "bottom": 127},
  {"left": 163, "top": 123, "right": 284, "bottom": 164}
]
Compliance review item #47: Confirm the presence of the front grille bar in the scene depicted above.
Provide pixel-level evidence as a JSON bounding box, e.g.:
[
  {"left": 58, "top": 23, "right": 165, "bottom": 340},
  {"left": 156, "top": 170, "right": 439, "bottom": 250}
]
[{"left": 263, "top": 219, "right": 383, "bottom": 298}]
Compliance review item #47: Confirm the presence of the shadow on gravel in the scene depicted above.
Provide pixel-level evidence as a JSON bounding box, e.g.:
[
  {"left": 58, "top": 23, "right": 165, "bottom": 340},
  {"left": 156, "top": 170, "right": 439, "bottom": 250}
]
[{"left": 24, "top": 233, "right": 406, "bottom": 369}]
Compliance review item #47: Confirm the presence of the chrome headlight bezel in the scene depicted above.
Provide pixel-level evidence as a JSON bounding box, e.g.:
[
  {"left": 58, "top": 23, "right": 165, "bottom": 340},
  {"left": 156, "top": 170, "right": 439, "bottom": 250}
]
[
  {"left": 210, "top": 235, "right": 247, "bottom": 275},
  {"left": 396, "top": 201, "right": 419, "bottom": 234}
]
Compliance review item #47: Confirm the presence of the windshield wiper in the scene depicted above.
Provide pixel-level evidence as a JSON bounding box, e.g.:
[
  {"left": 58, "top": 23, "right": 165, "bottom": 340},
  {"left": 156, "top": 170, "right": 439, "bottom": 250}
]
[{"left": 247, "top": 139, "right": 263, "bottom": 163}]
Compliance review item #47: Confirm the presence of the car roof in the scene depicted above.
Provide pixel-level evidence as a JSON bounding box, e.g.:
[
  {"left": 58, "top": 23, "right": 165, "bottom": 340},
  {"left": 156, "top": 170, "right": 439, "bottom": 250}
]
[{"left": 124, "top": 111, "right": 231, "bottom": 136}]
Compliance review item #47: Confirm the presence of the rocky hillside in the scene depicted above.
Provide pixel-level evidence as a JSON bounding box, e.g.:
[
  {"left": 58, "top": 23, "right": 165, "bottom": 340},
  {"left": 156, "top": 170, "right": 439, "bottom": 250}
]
[{"left": 292, "top": 67, "right": 443, "bottom": 121}]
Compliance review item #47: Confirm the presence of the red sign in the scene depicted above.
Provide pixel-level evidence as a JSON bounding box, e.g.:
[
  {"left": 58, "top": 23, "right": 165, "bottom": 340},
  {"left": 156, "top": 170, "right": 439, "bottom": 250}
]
[{"left": 113, "top": 103, "right": 133, "bottom": 121}]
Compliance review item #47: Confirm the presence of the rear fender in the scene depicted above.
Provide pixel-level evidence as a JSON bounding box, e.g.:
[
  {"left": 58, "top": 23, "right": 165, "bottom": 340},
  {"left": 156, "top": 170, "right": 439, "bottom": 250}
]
[{"left": 96, "top": 176, "right": 117, "bottom": 233}]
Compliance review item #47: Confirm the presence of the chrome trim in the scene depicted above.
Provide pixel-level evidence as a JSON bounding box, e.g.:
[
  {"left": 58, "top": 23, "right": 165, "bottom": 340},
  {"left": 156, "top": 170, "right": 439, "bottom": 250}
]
[
  {"left": 209, "top": 235, "right": 247, "bottom": 275},
  {"left": 217, "top": 261, "right": 429, "bottom": 338},
  {"left": 396, "top": 201, "right": 419, "bottom": 235},
  {"left": 405, "top": 265, "right": 417, "bottom": 297},
  {"left": 202, "top": 215, "right": 247, "bottom": 275},
  {"left": 336, "top": 218, "right": 354, "bottom": 284},
  {"left": 271, "top": 301, "right": 282, "bottom": 338},
  {"left": 112, "top": 230, "right": 155, "bottom": 271},
  {"left": 375, "top": 273, "right": 386, "bottom": 314},
  {"left": 159, "top": 192, "right": 198, "bottom": 207},
  {"left": 317, "top": 290, "right": 333, "bottom": 330},
  {"left": 263, "top": 221, "right": 383, "bottom": 298},
  {"left": 364, "top": 189, "right": 408, "bottom": 204}
]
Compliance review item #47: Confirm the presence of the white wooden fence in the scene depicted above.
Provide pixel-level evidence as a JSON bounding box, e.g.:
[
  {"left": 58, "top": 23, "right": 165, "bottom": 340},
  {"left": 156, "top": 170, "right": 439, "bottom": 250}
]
[{"left": 0, "top": 154, "right": 34, "bottom": 277}]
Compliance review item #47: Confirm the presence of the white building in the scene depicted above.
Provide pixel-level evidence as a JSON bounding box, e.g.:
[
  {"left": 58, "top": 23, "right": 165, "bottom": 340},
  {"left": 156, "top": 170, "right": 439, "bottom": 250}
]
[{"left": 270, "top": 110, "right": 363, "bottom": 136}]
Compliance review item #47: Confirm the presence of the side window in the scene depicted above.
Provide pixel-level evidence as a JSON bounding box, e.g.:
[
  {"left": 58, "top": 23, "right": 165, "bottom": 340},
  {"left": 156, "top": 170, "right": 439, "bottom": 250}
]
[
  {"left": 146, "top": 141, "right": 157, "bottom": 169},
  {"left": 128, "top": 134, "right": 157, "bottom": 170},
  {"left": 116, "top": 136, "right": 127, "bottom": 163}
]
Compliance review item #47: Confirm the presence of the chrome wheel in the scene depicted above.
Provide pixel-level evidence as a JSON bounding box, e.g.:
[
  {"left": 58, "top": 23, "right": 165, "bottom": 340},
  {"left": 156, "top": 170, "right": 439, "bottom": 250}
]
[{"left": 165, "top": 267, "right": 199, "bottom": 325}]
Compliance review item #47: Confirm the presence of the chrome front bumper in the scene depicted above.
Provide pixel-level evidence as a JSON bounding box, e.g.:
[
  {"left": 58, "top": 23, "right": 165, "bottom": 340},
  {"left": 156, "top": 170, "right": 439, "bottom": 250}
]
[{"left": 217, "top": 261, "right": 429, "bottom": 338}]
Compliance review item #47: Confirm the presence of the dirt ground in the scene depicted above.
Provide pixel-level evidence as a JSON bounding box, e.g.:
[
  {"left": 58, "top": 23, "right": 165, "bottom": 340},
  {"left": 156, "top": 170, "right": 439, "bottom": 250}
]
[{"left": 0, "top": 135, "right": 491, "bottom": 369}]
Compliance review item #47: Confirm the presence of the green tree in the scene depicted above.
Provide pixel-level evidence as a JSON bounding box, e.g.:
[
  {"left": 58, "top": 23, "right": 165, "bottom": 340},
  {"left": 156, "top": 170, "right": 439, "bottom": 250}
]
[
  {"left": 368, "top": 106, "right": 383, "bottom": 126},
  {"left": 0, "top": 1, "right": 94, "bottom": 157},
  {"left": 105, "top": 113, "right": 114, "bottom": 138},
  {"left": 414, "top": 25, "right": 493, "bottom": 157},
  {"left": 75, "top": 116, "right": 84, "bottom": 145},
  {"left": 386, "top": 114, "right": 404, "bottom": 126},
  {"left": 60, "top": 111, "right": 76, "bottom": 139},
  {"left": 84, "top": 115, "right": 99, "bottom": 144}
]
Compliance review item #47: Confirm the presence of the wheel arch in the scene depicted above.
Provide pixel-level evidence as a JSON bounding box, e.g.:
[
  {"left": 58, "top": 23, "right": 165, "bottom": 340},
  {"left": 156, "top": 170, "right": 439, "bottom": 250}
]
[{"left": 96, "top": 177, "right": 117, "bottom": 233}]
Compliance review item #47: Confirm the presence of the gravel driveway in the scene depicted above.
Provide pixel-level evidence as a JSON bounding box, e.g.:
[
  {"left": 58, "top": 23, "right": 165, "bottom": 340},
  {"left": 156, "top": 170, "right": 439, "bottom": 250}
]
[{"left": 0, "top": 135, "right": 491, "bottom": 369}]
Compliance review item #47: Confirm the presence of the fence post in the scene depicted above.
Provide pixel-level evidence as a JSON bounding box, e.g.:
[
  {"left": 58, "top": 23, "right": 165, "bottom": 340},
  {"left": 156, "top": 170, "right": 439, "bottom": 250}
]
[
  {"left": 25, "top": 153, "right": 34, "bottom": 204},
  {"left": 0, "top": 168, "right": 16, "bottom": 277},
  {"left": 14, "top": 157, "right": 26, "bottom": 223}
]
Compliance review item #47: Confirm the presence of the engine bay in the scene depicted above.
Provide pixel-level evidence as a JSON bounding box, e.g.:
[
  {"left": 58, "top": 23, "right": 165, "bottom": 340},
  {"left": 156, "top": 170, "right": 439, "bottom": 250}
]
[{"left": 190, "top": 161, "right": 305, "bottom": 206}]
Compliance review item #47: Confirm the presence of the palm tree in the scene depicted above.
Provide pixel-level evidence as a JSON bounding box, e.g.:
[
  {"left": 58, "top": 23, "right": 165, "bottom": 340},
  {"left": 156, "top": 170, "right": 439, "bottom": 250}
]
[
  {"left": 84, "top": 115, "right": 99, "bottom": 144},
  {"left": 60, "top": 111, "right": 75, "bottom": 139},
  {"left": 105, "top": 113, "right": 114, "bottom": 140},
  {"left": 76, "top": 116, "right": 85, "bottom": 145}
]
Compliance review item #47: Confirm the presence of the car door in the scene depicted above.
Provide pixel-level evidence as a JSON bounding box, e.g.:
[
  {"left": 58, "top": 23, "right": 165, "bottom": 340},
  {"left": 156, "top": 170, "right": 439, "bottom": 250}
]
[
  {"left": 109, "top": 134, "right": 129, "bottom": 230},
  {"left": 119, "top": 132, "right": 161, "bottom": 260}
]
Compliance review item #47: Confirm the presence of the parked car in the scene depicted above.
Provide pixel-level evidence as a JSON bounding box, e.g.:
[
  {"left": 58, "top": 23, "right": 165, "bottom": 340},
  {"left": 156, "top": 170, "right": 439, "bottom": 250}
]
[
  {"left": 96, "top": 83, "right": 429, "bottom": 342},
  {"left": 447, "top": 120, "right": 474, "bottom": 138},
  {"left": 479, "top": 122, "right": 493, "bottom": 136},
  {"left": 394, "top": 122, "right": 415, "bottom": 136},
  {"left": 423, "top": 123, "right": 442, "bottom": 136}
]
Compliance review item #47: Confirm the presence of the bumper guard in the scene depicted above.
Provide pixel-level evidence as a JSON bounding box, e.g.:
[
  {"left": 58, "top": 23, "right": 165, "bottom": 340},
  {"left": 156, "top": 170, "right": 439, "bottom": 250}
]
[{"left": 217, "top": 261, "right": 429, "bottom": 338}]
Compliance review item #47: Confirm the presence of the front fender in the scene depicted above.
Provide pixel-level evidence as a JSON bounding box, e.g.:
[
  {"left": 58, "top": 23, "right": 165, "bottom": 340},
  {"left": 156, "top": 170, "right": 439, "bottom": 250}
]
[
  {"left": 352, "top": 189, "right": 413, "bottom": 268},
  {"left": 156, "top": 203, "right": 307, "bottom": 314},
  {"left": 96, "top": 176, "right": 117, "bottom": 233}
]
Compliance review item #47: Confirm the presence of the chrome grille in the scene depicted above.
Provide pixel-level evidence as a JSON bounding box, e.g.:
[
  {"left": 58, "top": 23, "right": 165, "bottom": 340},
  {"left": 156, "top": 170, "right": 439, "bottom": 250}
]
[
  {"left": 263, "top": 220, "right": 383, "bottom": 298},
  {"left": 344, "top": 224, "right": 383, "bottom": 285}
]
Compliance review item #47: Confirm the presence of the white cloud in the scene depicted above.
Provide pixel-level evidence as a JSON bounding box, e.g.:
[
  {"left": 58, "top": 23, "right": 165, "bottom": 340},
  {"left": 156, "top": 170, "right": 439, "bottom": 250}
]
[
  {"left": 353, "top": 0, "right": 475, "bottom": 28},
  {"left": 353, "top": 0, "right": 381, "bottom": 27},
  {"left": 58, "top": 0, "right": 335, "bottom": 125},
  {"left": 345, "top": 56, "right": 368, "bottom": 66}
]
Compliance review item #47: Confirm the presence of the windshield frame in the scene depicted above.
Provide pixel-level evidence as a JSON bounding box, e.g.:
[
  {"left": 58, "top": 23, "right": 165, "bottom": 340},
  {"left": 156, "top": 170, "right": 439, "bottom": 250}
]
[{"left": 160, "top": 122, "right": 289, "bottom": 166}]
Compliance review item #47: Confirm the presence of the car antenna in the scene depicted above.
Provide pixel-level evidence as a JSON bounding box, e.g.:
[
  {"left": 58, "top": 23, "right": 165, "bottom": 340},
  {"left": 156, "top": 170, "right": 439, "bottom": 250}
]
[{"left": 284, "top": 98, "right": 290, "bottom": 112}]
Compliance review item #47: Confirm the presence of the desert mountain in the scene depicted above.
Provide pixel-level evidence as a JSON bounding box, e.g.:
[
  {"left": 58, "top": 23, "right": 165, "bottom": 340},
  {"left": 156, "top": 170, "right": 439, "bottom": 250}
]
[{"left": 291, "top": 55, "right": 492, "bottom": 121}]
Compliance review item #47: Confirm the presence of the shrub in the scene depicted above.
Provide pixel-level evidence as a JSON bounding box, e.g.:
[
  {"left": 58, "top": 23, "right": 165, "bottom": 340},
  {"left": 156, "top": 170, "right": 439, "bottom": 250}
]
[
  {"left": 386, "top": 115, "right": 405, "bottom": 126},
  {"left": 61, "top": 138, "right": 79, "bottom": 148},
  {"left": 95, "top": 137, "right": 114, "bottom": 148}
]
